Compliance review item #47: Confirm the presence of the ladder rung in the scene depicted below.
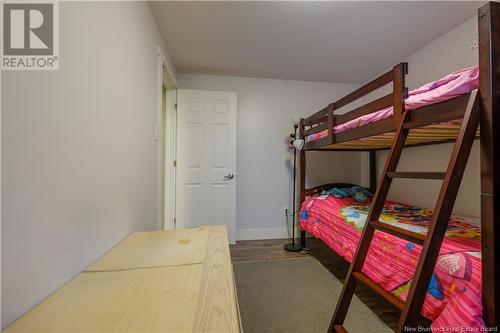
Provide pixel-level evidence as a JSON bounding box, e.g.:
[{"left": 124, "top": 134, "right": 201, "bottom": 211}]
[
  {"left": 386, "top": 171, "right": 445, "bottom": 179},
  {"left": 370, "top": 220, "right": 425, "bottom": 245},
  {"left": 352, "top": 272, "right": 405, "bottom": 310},
  {"left": 333, "top": 324, "right": 348, "bottom": 333}
]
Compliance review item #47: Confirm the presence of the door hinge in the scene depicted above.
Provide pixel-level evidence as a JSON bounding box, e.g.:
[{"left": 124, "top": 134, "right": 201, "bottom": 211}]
[
  {"left": 173, "top": 218, "right": 177, "bottom": 226},
  {"left": 174, "top": 103, "right": 178, "bottom": 110},
  {"left": 173, "top": 160, "right": 177, "bottom": 167}
]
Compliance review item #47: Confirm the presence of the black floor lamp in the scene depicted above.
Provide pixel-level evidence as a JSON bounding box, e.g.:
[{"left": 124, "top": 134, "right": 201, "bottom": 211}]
[{"left": 284, "top": 115, "right": 303, "bottom": 252}]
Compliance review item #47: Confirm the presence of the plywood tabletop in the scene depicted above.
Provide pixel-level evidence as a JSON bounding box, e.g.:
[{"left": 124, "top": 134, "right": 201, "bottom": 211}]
[
  {"left": 86, "top": 227, "right": 211, "bottom": 272},
  {"left": 5, "top": 226, "right": 241, "bottom": 333}
]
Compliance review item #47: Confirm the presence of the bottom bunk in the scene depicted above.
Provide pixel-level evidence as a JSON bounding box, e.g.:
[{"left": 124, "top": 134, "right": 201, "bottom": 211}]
[{"left": 299, "top": 185, "right": 482, "bottom": 331}]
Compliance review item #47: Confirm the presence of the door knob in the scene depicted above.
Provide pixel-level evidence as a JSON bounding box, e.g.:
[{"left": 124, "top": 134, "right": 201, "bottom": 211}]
[{"left": 223, "top": 173, "right": 234, "bottom": 180}]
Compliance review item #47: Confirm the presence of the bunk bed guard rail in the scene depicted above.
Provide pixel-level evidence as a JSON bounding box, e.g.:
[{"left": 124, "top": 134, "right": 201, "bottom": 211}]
[{"left": 301, "top": 63, "right": 408, "bottom": 150}]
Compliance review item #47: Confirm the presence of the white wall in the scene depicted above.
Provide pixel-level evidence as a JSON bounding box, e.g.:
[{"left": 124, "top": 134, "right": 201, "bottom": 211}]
[
  {"left": 177, "top": 74, "right": 360, "bottom": 239},
  {"left": 1, "top": 2, "right": 174, "bottom": 327},
  {"left": 363, "top": 16, "right": 480, "bottom": 218}
]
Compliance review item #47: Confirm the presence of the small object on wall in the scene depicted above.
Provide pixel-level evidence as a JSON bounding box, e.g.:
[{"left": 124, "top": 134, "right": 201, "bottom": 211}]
[
  {"left": 154, "top": 125, "right": 160, "bottom": 142},
  {"left": 469, "top": 33, "right": 478, "bottom": 50}
]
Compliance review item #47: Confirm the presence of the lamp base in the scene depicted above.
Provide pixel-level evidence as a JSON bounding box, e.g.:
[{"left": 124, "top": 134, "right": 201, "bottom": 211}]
[{"left": 284, "top": 242, "right": 303, "bottom": 252}]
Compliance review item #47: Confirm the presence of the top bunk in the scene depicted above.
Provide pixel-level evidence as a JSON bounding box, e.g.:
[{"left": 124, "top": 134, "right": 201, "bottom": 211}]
[{"left": 301, "top": 63, "right": 480, "bottom": 151}]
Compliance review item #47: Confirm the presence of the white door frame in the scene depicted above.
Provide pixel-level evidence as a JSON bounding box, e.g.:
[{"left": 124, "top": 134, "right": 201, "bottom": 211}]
[{"left": 157, "top": 46, "right": 177, "bottom": 230}]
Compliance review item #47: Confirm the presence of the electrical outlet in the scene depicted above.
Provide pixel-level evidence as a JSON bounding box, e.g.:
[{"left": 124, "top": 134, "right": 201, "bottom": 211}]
[{"left": 283, "top": 207, "right": 289, "bottom": 216}]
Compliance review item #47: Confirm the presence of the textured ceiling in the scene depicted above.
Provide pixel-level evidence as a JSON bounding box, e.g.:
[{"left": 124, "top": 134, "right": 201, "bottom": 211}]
[{"left": 149, "top": 1, "right": 482, "bottom": 83}]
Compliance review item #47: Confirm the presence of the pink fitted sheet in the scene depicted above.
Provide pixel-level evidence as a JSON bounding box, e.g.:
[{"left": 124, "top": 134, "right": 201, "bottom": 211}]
[{"left": 306, "top": 66, "right": 479, "bottom": 142}]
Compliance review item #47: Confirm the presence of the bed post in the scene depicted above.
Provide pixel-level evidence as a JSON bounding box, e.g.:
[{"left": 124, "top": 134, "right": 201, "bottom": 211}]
[
  {"left": 299, "top": 118, "right": 307, "bottom": 248},
  {"left": 327, "top": 103, "right": 336, "bottom": 145},
  {"left": 392, "top": 62, "right": 408, "bottom": 129},
  {"left": 369, "top": 150, "right": 377, "bottom": 194},
  {"left": 479, "top": 2, "right": 500, "bottom": 328}
]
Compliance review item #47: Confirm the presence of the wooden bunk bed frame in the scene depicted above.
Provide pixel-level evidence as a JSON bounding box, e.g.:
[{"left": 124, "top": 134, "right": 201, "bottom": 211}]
[{"left": 297, "top": 2, "right": 499, "bottom": 331}]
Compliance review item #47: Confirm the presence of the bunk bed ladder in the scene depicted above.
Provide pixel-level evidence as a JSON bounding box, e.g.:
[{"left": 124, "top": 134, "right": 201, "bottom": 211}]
[{"left": 329, "top": 90, "right": 480, "bottom": 333}]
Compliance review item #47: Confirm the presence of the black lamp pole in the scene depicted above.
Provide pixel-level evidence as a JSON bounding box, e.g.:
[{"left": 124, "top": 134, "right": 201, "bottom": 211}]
[{"left": 284, "top": 124, "right": 302, "bottom": 252}]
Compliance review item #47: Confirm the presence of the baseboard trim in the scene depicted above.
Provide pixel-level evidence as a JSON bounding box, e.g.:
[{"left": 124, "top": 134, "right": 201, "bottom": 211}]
[{"left": 236, "top": 227, "right": 291, "bottom": 241}]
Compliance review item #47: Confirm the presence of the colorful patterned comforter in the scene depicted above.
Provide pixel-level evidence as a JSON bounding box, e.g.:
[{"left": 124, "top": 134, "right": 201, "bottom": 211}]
[{"left": 300, "top": 195, "right": 483, "bottom": 330}]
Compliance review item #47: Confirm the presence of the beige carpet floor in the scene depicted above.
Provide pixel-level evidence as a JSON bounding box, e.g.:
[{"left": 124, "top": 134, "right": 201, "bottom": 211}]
[{"left": 233, "top": 257, "right": 392, "bottom": 333}]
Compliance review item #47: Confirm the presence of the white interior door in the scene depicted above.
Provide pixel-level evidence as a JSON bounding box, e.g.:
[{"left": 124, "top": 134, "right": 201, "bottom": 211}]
[{"left": 176, "top": 90, "right": 237, "bottom": 243}]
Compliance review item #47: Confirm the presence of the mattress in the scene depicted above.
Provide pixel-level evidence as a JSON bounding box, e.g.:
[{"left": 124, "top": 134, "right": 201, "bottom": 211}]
[
  {"left": 306, "top": 66, "right": 479, "bottom": 142},
  {"left": 299, "top": 194, "right": 483, "bottom": 330}
]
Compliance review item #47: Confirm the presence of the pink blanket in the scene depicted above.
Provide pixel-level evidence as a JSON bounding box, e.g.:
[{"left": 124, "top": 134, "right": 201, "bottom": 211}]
[
  {"left": 300, "top": 195, "right": 484, "bottom": 330},
  {"left": 306, "top": 66, "right": 479, "bottom": 142}
]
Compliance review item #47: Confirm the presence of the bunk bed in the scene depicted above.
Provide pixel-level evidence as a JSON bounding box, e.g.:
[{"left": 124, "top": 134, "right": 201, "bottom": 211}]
[{"left": 296, "top": 2, "right": 500, "bottom": 333}]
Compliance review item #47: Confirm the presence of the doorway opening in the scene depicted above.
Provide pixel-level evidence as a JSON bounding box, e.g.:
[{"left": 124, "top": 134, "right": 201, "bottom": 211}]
[{"left": 157, "top": 47, "right": 177, "bottom": 231}]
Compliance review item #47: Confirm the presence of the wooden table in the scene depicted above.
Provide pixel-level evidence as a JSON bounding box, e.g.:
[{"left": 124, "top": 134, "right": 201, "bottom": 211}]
[{"left": 5, "top": 225, "right": 241, "bottom": 332}]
